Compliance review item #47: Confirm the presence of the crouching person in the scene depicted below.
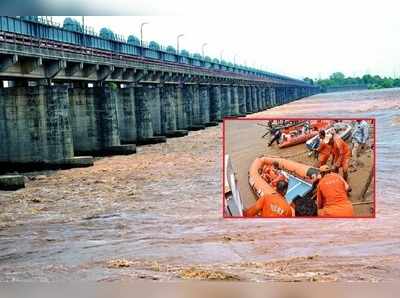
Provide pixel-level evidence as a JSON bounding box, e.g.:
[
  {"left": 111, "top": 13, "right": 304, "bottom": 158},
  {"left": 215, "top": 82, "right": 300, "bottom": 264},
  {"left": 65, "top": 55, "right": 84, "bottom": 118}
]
[
  {"left": 244, "top": 180, "right": 293, "bottom": 217},
  {"left": 316, "top": 165, "right": 353, "bottom": 217}
]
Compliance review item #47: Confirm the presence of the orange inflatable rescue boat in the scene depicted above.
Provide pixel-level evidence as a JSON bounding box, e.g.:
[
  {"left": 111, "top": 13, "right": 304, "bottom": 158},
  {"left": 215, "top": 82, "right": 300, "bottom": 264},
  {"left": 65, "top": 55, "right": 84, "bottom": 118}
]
[
  {"left": 248, "top": 156, "right": 319, "bottom": 203},
  {"left": 278, "top": 120, "right": 333, "bottom": 149}
]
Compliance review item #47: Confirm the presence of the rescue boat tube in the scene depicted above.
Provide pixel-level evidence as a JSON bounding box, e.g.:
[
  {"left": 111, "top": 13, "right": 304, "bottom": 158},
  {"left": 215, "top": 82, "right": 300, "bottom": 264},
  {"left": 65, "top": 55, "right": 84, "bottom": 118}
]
[
  {"left": 278, "top": 120, "right": 333, "bottom": 149},
  {"left": 278, "top": 131, "right": 319, "bottom": 149},
  {"left": 281, "top": 122, "right": 306, "bottom": 134},
  {"left": 248, "top": 156, "right": 318, "bottom": 199}
]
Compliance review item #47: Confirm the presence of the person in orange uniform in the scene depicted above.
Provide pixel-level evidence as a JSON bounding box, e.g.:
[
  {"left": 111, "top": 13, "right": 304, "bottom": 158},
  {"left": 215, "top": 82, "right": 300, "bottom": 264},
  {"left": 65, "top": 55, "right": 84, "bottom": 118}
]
[
  {"left": 327, "top": 132, "right": 351, "bottom": 182},
  {"left": 243, "top": 180, "right": 293, "bottom": 217},
  {"left": 316, "top": 165, "right": 353, "bottom": 217},
  {"left": 261, "top": 162, "right": 278, "bottom": 182},
  {"left": 316, "top": 130, "right": 332, "bottom": 167},
  {"left": 261, "top": 161, "right": 288, "bottom": 188}
]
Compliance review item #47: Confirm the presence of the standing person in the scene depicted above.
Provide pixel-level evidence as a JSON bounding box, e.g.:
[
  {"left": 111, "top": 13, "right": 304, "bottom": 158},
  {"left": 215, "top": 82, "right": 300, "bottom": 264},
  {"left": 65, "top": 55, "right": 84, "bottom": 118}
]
[
  {"left": 316, "top": 165, "right": 353, "bottom": 217},
  {"left": 327, "top": 133, "right": 351, "bottom": 182},
  {"left": 351, "top": 120, "right": 369, "bottom": 163},
  {"left": 303, "top": 121, "right": 311, "bottom": 134},
  {"left": 268, "top": 127, "right": 282, "bottom": 146},
  {"left": 316, "top": 130, "right": 332, "bottom": 167},
  {"left": 243, "top": 180, "right": 293, "bottom": 217}
]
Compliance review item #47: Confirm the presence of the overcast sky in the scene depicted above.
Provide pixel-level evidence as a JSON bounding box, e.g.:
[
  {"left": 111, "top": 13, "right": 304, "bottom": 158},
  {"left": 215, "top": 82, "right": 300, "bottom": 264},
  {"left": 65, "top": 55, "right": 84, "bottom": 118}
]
[{"left": 51, "top": 0, "right": 400, "bottom": 80}]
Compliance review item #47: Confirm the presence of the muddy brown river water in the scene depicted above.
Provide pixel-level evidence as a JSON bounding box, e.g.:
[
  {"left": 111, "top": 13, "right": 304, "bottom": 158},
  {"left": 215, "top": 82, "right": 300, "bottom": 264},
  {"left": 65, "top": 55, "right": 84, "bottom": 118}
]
[{"left": 0, "top": 88, "right": 400, "bottom": 281}]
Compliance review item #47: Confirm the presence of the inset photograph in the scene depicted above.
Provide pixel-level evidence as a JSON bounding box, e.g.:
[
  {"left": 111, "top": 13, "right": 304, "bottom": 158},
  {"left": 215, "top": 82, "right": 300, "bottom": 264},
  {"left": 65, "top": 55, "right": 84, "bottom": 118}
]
[{"left": 223, "top": 119, "right": 375, "bottom": 218}]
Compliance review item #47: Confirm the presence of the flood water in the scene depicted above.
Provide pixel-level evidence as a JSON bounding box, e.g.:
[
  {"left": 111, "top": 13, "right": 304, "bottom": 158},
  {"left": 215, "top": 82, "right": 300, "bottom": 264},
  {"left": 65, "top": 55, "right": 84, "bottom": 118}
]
[{"left": 0, "top": 88, "right": 399, "bottom": 281}]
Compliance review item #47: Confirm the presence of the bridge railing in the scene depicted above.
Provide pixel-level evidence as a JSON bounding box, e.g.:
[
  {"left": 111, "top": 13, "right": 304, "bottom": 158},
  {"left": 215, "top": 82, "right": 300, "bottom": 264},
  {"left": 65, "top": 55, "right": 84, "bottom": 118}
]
[{"left": 0, "top": 16, "right": 312, "bottom": 86}]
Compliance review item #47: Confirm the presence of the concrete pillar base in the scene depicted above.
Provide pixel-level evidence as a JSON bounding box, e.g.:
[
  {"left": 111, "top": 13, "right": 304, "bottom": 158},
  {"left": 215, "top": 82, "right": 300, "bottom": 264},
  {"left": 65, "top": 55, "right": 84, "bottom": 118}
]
[
  {"left": 63, "top": 156, "right": 94, "bottom": 168},
  {"left": 106, "top": 145, "right": 137, "bottom": 155},
  {"left": 205, "top": 121, "right": 219, "bottom": 127},
  {"left": 76, "top": 144, "right": 136, "bottom": 156},
  {"left": 0, "top": 175, "right": 25, "bottom": 191},
  {"left": 165, "top": 130, "right": 189, "bottom": 138},
  {"left": 137, "top": 136, "right": 167, "bottom": 145},
  {"left": 188, "top": 125, "right": 206, "bottom": 131}
]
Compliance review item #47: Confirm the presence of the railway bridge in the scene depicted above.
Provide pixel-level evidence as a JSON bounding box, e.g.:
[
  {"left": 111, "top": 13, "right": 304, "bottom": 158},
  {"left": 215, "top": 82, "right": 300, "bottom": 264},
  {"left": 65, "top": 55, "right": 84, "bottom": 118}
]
[{"left": 0, "top": 16, "right": 319, "bottom": 169}]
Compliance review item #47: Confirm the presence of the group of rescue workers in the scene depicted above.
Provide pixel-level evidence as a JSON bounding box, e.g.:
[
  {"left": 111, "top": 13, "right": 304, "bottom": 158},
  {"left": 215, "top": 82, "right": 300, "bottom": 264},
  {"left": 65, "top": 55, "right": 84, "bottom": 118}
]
[{"left": 244, "top": 120, "right": 371, "bottom": 217}]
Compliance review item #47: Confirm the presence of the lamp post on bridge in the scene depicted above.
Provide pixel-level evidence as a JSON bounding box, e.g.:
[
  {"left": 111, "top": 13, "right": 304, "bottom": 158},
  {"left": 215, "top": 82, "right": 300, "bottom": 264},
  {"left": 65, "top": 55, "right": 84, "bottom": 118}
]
[
  {"left": 201, "top": 42, "right": 208, "bottom": 58},
  {"left": 140, "top": 22, "right": 149, "bottom": 56},
  {"left": 177, "top": 34, "right": 184, "bottom": 55}
]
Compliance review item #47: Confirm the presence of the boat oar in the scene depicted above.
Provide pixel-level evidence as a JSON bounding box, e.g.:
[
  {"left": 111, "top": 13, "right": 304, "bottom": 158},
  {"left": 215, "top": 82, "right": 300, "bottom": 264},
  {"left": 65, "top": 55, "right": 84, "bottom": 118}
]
[
  {"left": 359, "top": 166, "right": 374, "bottom": 201},
  {"left": 352, "top": 201, "right": 374, "bottom": 206}
]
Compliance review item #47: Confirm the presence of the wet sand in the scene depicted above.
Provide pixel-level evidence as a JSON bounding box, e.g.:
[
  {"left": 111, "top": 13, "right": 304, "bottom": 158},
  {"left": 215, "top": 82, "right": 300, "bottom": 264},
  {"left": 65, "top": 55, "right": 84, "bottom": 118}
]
[
  {"left": 0, "top": 88, "right": 400, "bottom": 281},
  {"left": 225, "top": 119, "right": 374, "bottom": 216}
]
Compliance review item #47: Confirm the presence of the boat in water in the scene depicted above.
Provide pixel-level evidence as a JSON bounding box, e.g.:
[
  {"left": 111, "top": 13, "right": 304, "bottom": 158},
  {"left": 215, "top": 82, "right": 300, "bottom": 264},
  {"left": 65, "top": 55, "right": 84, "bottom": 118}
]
[{"left": 248, "top": 156, "right": 318, "bottom": 203}]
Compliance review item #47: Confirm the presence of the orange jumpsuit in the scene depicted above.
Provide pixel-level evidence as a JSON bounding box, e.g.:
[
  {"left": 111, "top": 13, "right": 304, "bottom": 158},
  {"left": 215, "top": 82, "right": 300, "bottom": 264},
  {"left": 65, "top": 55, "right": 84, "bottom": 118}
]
[
  {"left": 317, "top": 142, "right": 332, "bottom": 167},
  {"left": 317, "top": 173, "right": 353, "bottom": 217},
  {"left": 261, "top": 165, "right": 278, "bottom": 182},
  {"left": 332, "top": 135, "right": 351, "bottom": 171},
  {"left": 244, "top": 192, "right": 293, "bottom": 217}
]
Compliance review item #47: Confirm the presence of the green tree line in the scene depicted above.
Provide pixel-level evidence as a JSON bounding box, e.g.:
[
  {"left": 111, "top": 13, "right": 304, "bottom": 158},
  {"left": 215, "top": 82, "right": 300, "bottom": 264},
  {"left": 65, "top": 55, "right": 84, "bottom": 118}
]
[{"left": 303, "top": 72, "right": 400, "bottom": 91}]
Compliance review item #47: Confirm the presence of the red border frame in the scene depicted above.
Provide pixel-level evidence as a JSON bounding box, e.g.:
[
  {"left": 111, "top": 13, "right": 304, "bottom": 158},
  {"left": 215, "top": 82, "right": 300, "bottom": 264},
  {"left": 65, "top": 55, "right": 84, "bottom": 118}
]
[{"left": 222, "top": 117, "right": 377, "bottom": 219}]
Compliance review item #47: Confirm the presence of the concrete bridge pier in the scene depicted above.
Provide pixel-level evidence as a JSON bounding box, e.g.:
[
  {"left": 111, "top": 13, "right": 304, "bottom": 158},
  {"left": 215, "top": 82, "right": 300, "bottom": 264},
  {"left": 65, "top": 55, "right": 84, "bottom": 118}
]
[
  {"left": 0, "top": 83, "right": 93, "bottom": 170},
  {"left": 191, "top": 84, "right": 205, "bottom": 128},
  {"left": 183, "top": 84, "right": 204, "bottom": 130},
  {"left": 160, "top": 84, "right": 175, "bottom": 136},
  {"left": 284, "top": 87, "right": 289, "bottom": 103},
  {"left": 289, "top": 87, "right": 295, "bottom": 101},
  {"left": 160, "top": 83, "right": 188, "bottom": 138},
  {"left": 146, "top": 83, "right": 163, "bottom": 137},
  {"left": 258, "top": 87, "right": 265, "bottom": 111},
  {"left": 134, "top": 84, "right": 166, "bottom": 144},
  {"left": 68, "top": 83, "right": 136, "bottom": 155},
  {"left": 270, "top": 87, "right": 276, "bottom": 106},
  {"left": 282, "top": 87, "right": 288, "bottom": 104},
  {"left": 275, "top": 87, "right": 282, "bottom": 105},
  {"left": 182, "top": 84, "right": 193, "bottom": 129},
  {"left": 281, "top": 87, "right": 286, "bottom": 104},
  {"left": 293, "top": 87, "right": 299, "bottom": 100},
  {"left": 116, "top": 84, "right": 137, "bottom": 145},
  {"left": 175, "top": 84, "right": 188, "bottom": 131},
  {"left": 264, "top": 87, "right": 271, "bottom": 108},
  {"left": 238, "top": 86, "right": 247, "bottom": 115},
  {"left": 199, "top": 84, "right": 217, "bottom": 126},
  {"left": 245, "top": 86, "right": 253, "bottom": 113},
  {"left": 160, "top": 83, "right": 176, "bottom": 136},
  {"left": 285, "top": 87, "right": 291, "bottom": 102},
  {"left": 209, "top": 85, "right": 222, "bottom": 122},
  {"left": 221, "top": 85, "right": 232, "bottom": 117},
  {"left": 230, "top": 85, "right": 240, "bottom": 116},
  {"left": 302, "top": 88, "right": 307, "bottom": 98},
  {"left": 251, "top": 86, "right": 259, "bottom": 112}
]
